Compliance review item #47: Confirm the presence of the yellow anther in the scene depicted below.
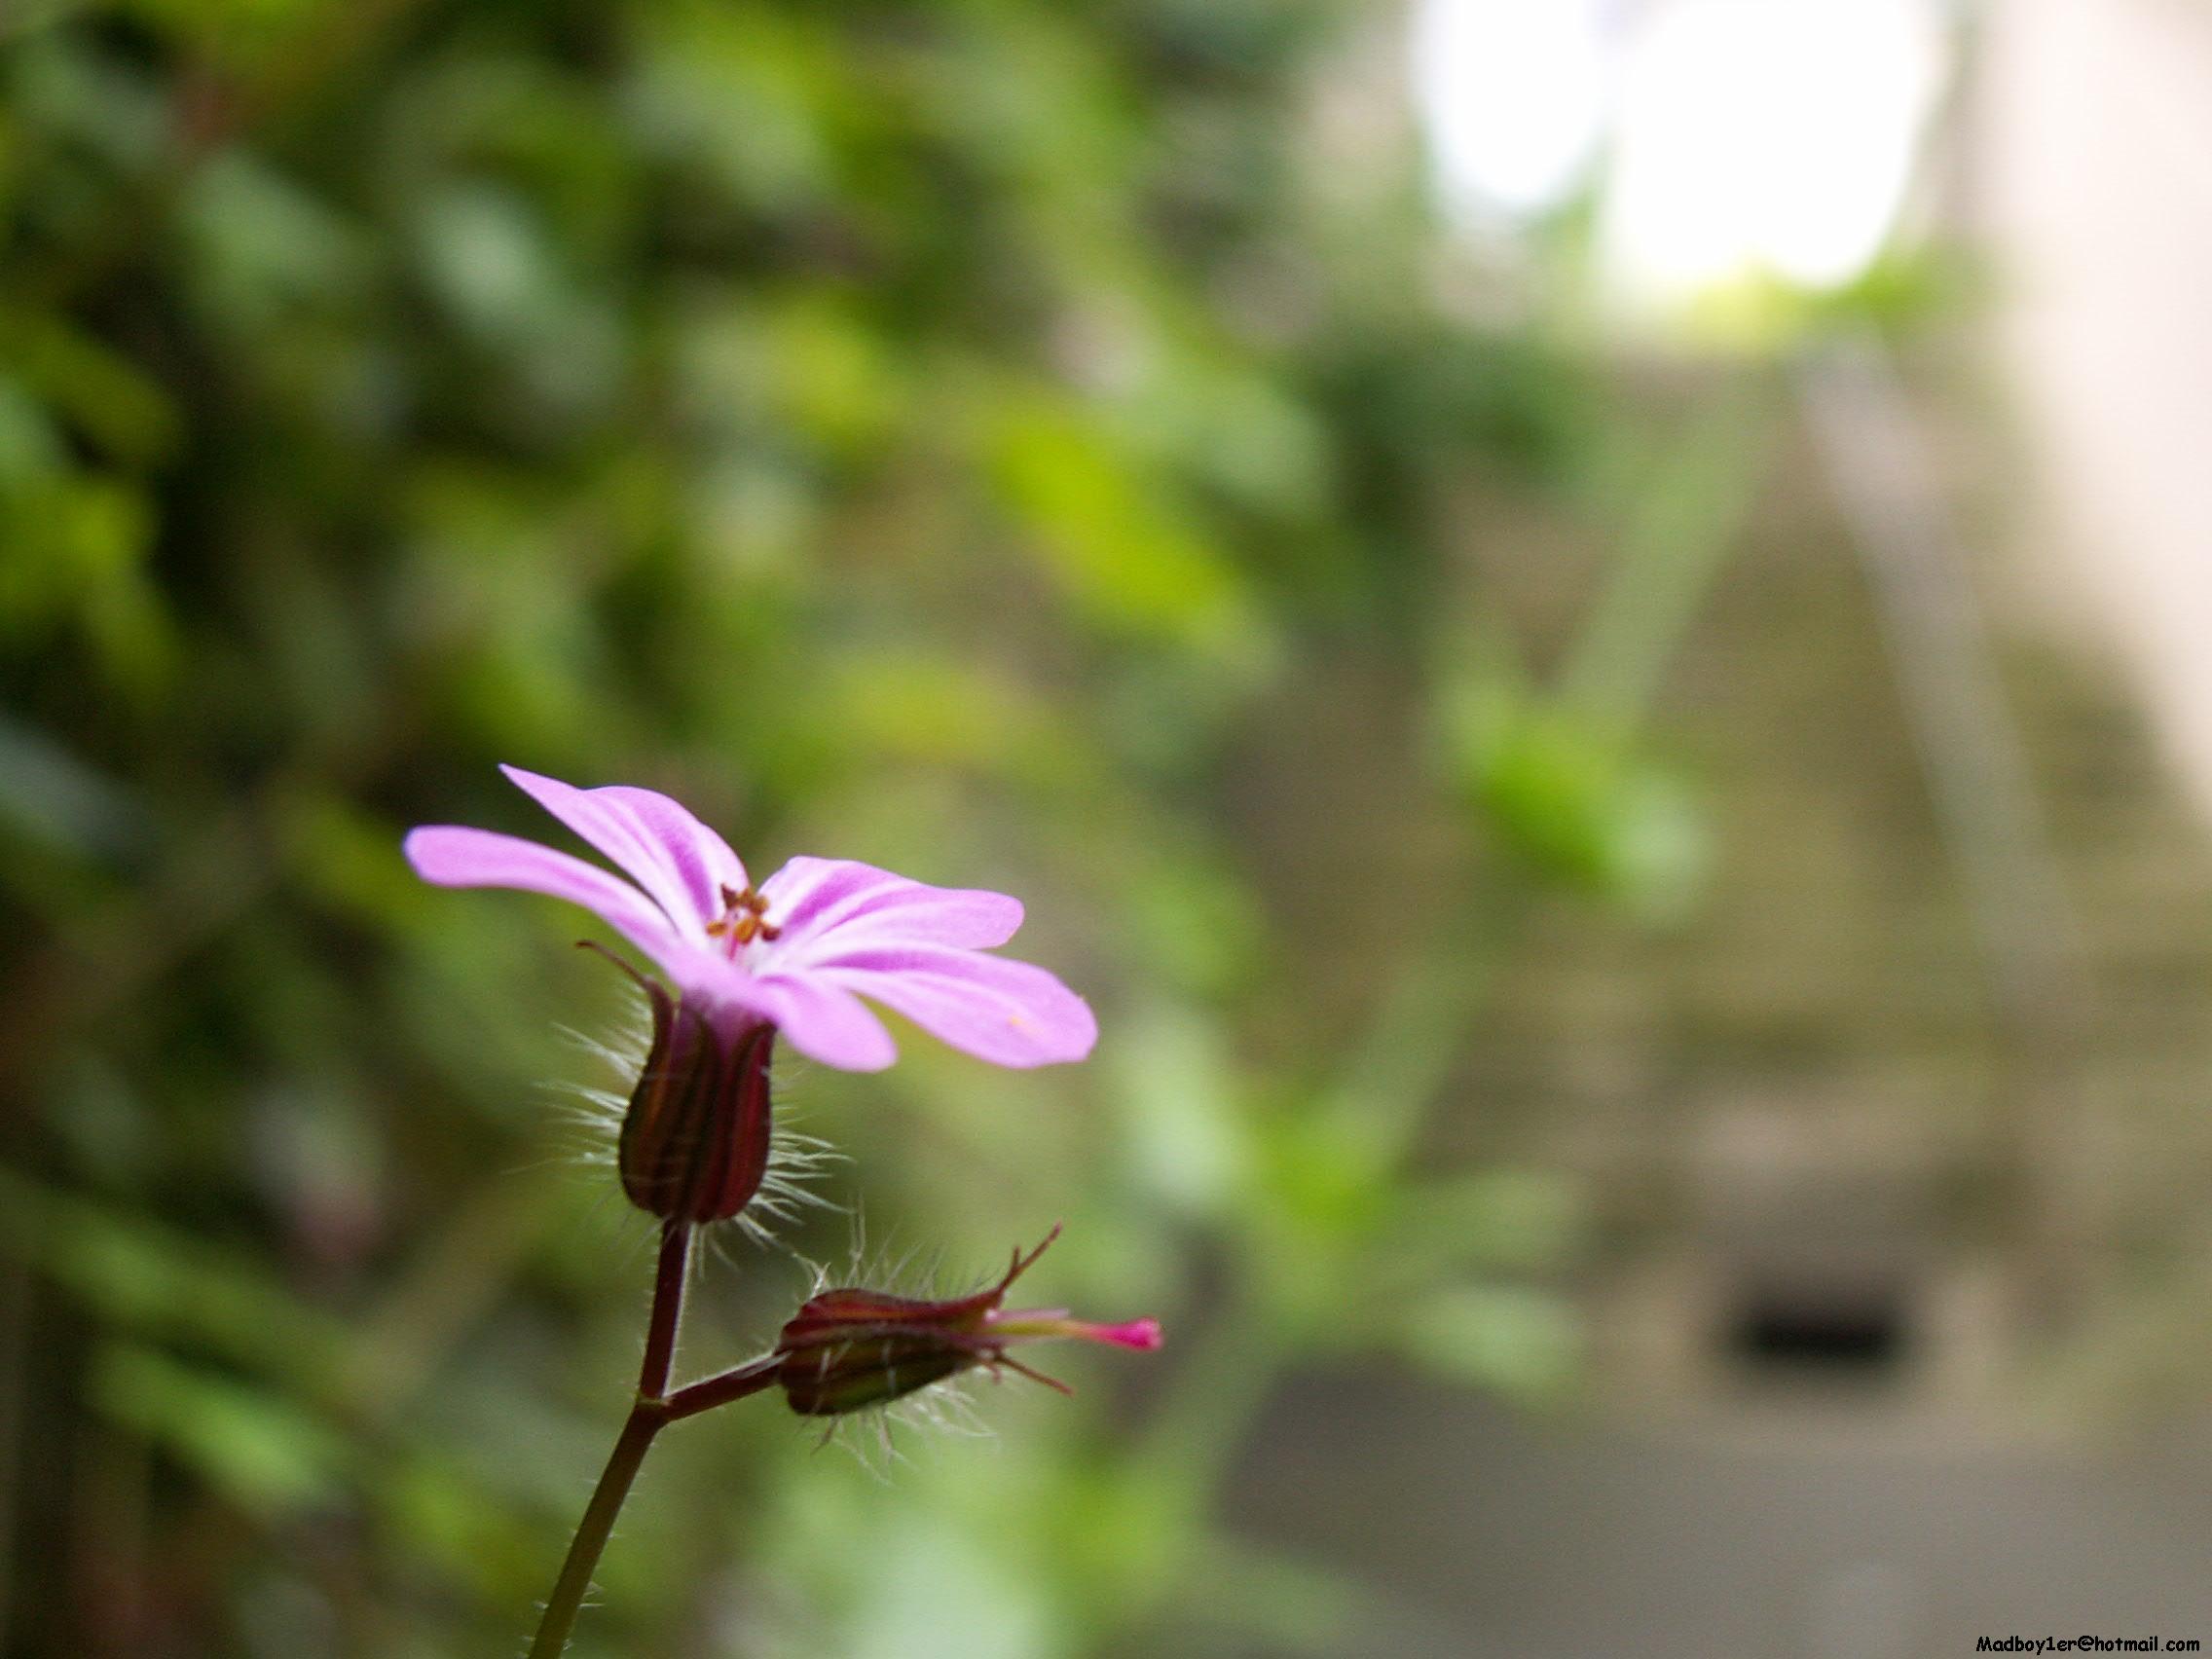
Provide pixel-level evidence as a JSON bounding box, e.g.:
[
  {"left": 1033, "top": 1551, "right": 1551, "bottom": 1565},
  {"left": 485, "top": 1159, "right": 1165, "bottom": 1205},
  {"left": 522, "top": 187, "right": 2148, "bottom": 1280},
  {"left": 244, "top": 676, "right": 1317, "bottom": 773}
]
[{"left": 707, "top": 884, "right": 780, "bottom": 948}]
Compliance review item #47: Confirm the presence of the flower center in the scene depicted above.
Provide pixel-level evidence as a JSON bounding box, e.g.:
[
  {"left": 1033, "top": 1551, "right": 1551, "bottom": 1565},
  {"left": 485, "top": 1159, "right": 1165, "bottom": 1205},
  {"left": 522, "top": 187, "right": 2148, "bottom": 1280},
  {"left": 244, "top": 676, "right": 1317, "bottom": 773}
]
[{"left": 705, "top": 883, "right": 781, "bottom": 952}]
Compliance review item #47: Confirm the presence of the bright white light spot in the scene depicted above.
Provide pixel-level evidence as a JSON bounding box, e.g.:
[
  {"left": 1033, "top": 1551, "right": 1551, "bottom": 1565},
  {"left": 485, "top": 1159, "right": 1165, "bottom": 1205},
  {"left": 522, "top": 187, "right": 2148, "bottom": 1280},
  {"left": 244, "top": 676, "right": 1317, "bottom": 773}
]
[
  {"left": 1410, "top": 0, "right": 1613, "bottom": 220},
  {"left": 1600, "top": 0, "right": 1943, "bottom": 297}
]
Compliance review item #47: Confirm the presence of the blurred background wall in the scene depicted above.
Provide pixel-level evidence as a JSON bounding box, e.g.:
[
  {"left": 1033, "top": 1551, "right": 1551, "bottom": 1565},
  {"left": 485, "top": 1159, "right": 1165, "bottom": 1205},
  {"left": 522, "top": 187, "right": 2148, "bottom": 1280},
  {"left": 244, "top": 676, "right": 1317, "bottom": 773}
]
[{"left": 1981, "top": 0, "right": 2212, "bottom": 821}]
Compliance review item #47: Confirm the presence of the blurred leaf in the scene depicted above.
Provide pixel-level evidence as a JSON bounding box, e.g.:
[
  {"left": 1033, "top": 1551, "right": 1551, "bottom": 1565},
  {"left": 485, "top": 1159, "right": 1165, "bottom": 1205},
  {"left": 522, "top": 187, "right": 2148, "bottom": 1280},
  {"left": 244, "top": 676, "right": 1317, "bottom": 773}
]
[
  {"left": 0, "top": 308, "right": 178, "bottom": 462},
  {"left": 179, "top": 152, "right": 371, "bottom": 333},
  {"left": 1671, "top": 247, "right": 1982, "bottom": 354},
  {"left": 1451, "top": 686, "right": 1706, "bottom": 915},
  {"left": 0, "top": 1168, "right": 347, "bottom": 1395},
  {"left": 94, "top": 1342, "right": 348, "bottom": 1517},
  {"left": 816, "top": 648, "right": 1081, "bottom": 785},
  {"left": 0, "top": 374, "right": 65, "bottom": 482},
  {"left": 1385, "top": 1168, "right": 1589, "bottom": 1278},
  {"left": 1111, "top": 1003, "right": 1247, "bottom": 1218},
  {"left": 0, "top": 474, "right": 151, "bottom": 621},
  {"left": 1396, "top": 1284, "right": 1582, "bottom": 1403},
  {"left": 1126, "top": 350, "right": 1337, "bottom": 525},
  {"left": 277, "top": 787, "right": 423, "bottom": 925},
  {"left": 1120, "top": 851, "right": 1264, "bottom": 997},
  {"left": 0, "top": 712, "right": 147, "bottom": 861},
  {"left": 623, "top": 3, "right": 841, "bottom": 213},
  {"left": 761, "top": 294, "right": 903, "bottom": 458},
  {"left": 409, "top": 182, "right": 619, "bottom": 413},
  {"left": 983, "top": 386, "right": 1263, "bottom": 658},
  {"left": 375, "top": 1450, "right": 545, "bottom": 1599},
  {"left": 1255, "top": 1107, "right": 1391, "bottom": 1250},
  {"left": 118, "top": 0, "right": 318, "bottom": 58},
  {"left": 4, "top": 33, "right": 168, "bottom": 170}
]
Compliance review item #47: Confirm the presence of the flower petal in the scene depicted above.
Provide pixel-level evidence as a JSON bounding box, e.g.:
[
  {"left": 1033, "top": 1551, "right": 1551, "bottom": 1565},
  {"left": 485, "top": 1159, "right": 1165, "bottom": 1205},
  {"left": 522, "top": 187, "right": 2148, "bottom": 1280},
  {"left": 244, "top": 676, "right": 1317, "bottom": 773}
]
[
  {"left": 758, "top": 857, "right": 1024, "bottom": 960},
  {"left": 404, "top": 826, "right": 692, "bottom": 968},
  {"left": 500, "top": 765, "right": 746, "bottom": 931},
  {"left": 407, "top": 826, "right": 777, "bottom": 1033},
  {"left": 753, "top": 974, "right": 899, "bottom": 1071},
  {"left": 818, "top": 946, "right": 1096, "bottom": 1068}
]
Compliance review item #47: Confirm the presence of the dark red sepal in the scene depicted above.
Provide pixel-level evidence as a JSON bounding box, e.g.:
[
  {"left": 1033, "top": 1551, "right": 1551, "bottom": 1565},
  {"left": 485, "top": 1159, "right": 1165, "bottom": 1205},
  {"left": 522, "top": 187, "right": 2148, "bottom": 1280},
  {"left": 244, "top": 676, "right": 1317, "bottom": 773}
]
[{"left": 616, "top": 981, "right": 774, "bottom": 1224}]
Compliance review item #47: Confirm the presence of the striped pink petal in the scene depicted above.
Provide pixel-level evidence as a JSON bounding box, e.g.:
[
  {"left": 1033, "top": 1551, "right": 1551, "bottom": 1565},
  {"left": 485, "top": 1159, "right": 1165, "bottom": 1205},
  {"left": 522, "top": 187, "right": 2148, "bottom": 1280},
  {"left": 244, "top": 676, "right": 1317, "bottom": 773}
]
[
  {"left": 500, "top": 765, "right": 746, "bottom": 932},
  {"left": 815, "top": 945, "right": 1097, "bottom": 1068},
  {"left": 404, "top": 826, "right": 691, "bottom": 969},
  {"left": 752, "top": 974, "right": 899, "bottom": 1071},
  {"left": 758, "top": 857, "right": 1024, "bottom": 958}
]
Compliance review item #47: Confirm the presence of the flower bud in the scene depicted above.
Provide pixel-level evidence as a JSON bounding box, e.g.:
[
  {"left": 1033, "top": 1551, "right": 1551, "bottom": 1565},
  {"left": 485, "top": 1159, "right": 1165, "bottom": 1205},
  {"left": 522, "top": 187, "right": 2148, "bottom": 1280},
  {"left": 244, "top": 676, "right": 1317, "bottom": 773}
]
[
  {"left": 617, "top": 982, "right": 775, "bottom": 1224},
  {"left": 774, "top": 1226, "right": 1161, "bottom": 1417}
]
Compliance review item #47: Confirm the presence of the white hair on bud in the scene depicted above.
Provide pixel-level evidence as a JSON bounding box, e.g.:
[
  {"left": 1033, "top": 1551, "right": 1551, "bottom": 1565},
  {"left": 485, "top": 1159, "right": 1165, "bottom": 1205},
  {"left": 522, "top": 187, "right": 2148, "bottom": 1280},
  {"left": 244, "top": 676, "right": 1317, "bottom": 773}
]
[{"left": 540, "top": 1006, "right": 850, "bottom": 1252}]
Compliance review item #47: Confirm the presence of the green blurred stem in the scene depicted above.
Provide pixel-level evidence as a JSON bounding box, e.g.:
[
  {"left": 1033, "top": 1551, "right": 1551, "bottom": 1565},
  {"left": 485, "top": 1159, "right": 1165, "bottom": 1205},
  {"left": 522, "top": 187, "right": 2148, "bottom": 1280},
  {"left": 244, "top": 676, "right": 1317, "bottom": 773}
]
[{"left": 1558, "top": 387, "right": 1772, "bottom": 737}]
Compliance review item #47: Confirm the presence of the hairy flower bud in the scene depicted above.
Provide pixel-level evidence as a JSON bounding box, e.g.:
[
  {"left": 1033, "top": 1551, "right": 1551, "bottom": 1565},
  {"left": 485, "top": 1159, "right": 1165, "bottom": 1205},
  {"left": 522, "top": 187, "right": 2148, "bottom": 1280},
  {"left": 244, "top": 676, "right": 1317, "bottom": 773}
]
[
  {"left": 774, "top": 1226, "right": 1161, "bottom": 1417},
  {"left": 617, "top": 982, "right": 775, "bottom": 1223}
]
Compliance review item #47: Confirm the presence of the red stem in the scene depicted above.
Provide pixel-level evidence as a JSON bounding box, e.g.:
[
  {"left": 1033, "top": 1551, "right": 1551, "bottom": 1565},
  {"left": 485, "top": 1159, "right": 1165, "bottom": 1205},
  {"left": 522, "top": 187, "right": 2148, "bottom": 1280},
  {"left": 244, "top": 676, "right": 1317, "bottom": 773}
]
[
  {"left": 665, "top": 1356, "right": 781, "bottom": 1420},
  {"left": 640, "top": 1220, "right": 690, "bottom": 1400},
  {"left": 526, "top": 1220, "right": 705, "bottom": 1658},
  {"left": 525, "top": 1404, "right": 664, "bottom": 1659}
]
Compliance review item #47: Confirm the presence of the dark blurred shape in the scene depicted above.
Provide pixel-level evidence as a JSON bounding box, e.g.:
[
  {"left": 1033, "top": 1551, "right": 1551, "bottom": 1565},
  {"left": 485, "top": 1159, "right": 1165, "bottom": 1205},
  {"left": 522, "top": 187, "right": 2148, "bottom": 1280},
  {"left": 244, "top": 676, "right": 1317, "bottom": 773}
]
[{"left": 1728, "top": 1282, "right": 1908, "bottom": 1379}]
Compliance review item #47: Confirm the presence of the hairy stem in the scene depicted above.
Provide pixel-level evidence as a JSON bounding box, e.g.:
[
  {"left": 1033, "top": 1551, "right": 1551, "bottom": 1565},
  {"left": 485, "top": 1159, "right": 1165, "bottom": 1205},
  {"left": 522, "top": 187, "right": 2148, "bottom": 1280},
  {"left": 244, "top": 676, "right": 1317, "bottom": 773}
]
[
  {"left": 665, "top": 1354, "right": 780, "bottom": 1420},
  {"left": 640, "top": 1221, "right": 691, "bottom": 1399},
  {"left": 526, "top": 1402, "right": 666, "bottom": 1659},
  {"left": 525, "top": 1221, "right": 692, "bottom": 1659}
]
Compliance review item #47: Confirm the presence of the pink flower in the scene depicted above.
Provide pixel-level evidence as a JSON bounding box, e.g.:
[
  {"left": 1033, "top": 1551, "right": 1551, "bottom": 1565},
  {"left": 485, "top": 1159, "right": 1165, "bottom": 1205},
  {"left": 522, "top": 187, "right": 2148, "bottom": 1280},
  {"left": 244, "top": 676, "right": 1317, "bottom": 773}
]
[{"left": 403, "top": 765, "right": 1097, "bottom": 1073}]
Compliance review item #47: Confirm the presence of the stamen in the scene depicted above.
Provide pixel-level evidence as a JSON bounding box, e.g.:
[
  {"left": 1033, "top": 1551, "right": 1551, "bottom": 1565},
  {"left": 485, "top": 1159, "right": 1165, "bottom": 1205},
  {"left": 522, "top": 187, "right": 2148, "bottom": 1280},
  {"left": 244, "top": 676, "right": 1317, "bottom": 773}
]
[{"left": 705, "top": 884, "right": 782, "bottom": 950}]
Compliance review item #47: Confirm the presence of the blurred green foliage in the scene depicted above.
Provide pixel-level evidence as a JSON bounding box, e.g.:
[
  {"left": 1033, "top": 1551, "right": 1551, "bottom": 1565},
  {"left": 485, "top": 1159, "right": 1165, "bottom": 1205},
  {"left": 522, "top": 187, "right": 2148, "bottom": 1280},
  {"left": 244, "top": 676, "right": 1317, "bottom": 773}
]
[{"left": 0, "top": 3, "right": 1745, "bottom": 1655}]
